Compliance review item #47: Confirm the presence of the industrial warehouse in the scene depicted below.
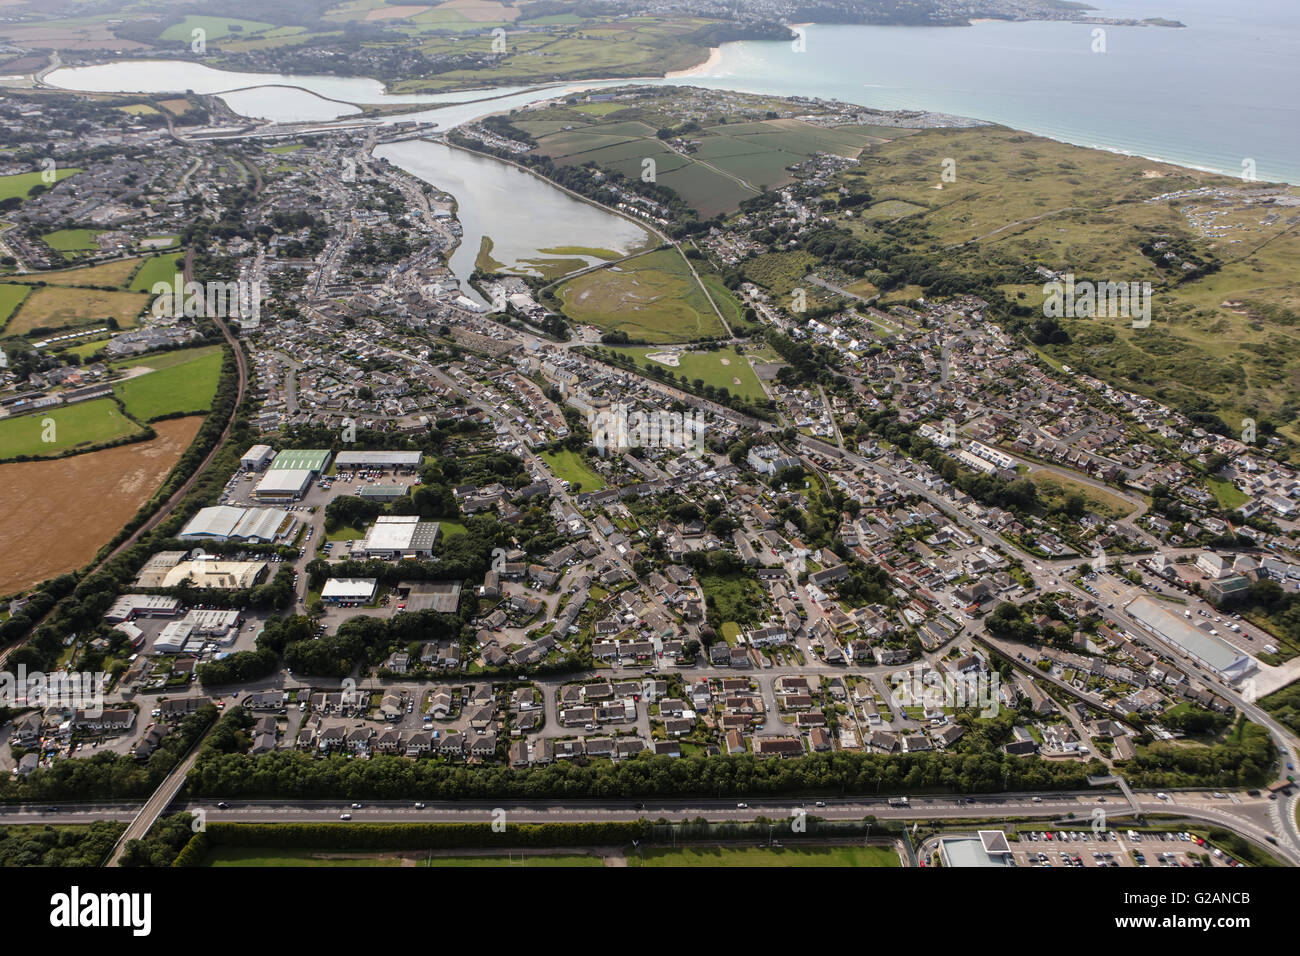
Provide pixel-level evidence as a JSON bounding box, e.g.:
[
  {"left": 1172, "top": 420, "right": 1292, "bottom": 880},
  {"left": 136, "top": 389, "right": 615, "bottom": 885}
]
[
  {"left": 357, "top": 515, "right": 441, "bottom": 559},
  {"left": 179, "top": 505, "right": 296, "bottom": 542},
  {"left": 1125, "top": 596, "right": 1254, "bottom": 683}
]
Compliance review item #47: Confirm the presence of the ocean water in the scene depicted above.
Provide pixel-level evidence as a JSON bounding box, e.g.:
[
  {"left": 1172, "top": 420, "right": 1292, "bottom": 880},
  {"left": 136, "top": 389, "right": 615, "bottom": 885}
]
[
  {"left": 37, "top": 0, "right": 1300, "bottom": 183},
  {"left": 675, "top": 0, "right": 1300, "bottom": 183}
]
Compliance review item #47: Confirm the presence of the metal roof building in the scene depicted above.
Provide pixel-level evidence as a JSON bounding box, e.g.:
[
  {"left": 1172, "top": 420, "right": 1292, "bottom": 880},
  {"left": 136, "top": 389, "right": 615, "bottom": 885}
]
[
  {"left": 335, "top": 450, "right": 422, "bottom": 470},
  {"left": 180, "top": 506, "right": 294, "bottom": 542},
  {"left": 254, "top": 469, "right": 314, "bottom": 501},
  {"left": 359, "top": 515, "right": 440, "bottom": 558},
  {"left": 1125, "top": 596, "right": 1253, "bottom": 682},
  {"left": 321, "top": 578, "right": 378, "bottom": 604},
  {"left": 268, "top": 449, "right": 331, "bottom": 474}
]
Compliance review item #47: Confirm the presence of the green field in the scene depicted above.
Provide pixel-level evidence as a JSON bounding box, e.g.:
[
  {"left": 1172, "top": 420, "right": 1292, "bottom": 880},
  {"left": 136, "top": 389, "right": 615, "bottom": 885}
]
[
  {"left": 204, "top": 847, "right": 400, "bottom": 867},
  {"left": 159, "top": 14, "right": 275, "bottom": 43},
  {"left": 41, "top": 229, "right": 100, "bottom": 253},
  {"left": 0, "top": 168, "right": 79, "bottom": 202},
  {"left": 0, "top": 398, "right": 141, "bottom": 459},
  {"left": 541, "top": 448, "right": 606, "bottom": 491},
  {"left": 112, "top": 346, "right": 223, "bottom": 421},
  {"left": 628, "top": 844, "right": 900, "bottom": 867},
  {"left": 0, "top": 283, "right": 30, "bottom": 330},
  {"left": 203, "top": 846, "right": 606, "bottom": 866},
  {"left": 610, "top": 345, "right": 767, "bottom": 402},
  {"left": 556, "top": 248, "right": 726, "bottom": 343},
  {"left": 129, "top": 252, "right": 186, "bottom": 292}
]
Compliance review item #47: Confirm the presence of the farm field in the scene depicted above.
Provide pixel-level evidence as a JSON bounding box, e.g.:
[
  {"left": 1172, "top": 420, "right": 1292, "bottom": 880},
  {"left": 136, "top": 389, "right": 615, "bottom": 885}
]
[
  {"left": 129, "top": 252, "right": 186, "bottom": 292},
  {"left": 530, "top": 110, "right": 893, "bottom": 216},
  {"left": 112, "top": 345, "right": 224, "bottom": 421},
  {"left": 10, "top": 256, "right": 143, "bottom": 289},
  {"left": 541, "top": 448, "right": 606, "bottom": 492},
  {"left": 158, "top": 15, "right": 276, "bottom": 43},
  {"left": 394, "top": 18, "right": 716, "bottom": 90},
  {"left": 609, "top": 345, "right": 768, "bottom": 403},
  {"left": 0, "top": 168, "right": 79, "bottom": 201},
  {"left": 0, "top": 416, "right": 201, "bottom": 594},
  {"left": 556, "top": 248, "right": 726, "bottom": 343},
  {"left": 0, "top": 398, "right": 141, "bottom": 459},
  {"left": 0, "top": 284, "right": 30, "bottom": 329},
  {"left": 4, "top": 285, "right": 147, "bottom": 335},
  {"left": 628, "top": 844, "right": 901, "bottom": 867}
]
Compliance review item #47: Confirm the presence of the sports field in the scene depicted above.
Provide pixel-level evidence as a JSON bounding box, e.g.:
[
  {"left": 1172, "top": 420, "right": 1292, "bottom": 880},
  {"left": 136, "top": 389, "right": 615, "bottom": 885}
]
[
  {"left": 542, "top": 448, "right": 605, "bottom": 491},
  {"left": 113, "top": 346, "right": 224, "bottom": 421},
  {"left": 557, "top": 249, "right": 726, "bottom": 343},
  {"left": 610, "top": 346, "right": 768, "bottom": 403},
  {"left": 0, "top": 398, "right": 141, "bottom": 459}
]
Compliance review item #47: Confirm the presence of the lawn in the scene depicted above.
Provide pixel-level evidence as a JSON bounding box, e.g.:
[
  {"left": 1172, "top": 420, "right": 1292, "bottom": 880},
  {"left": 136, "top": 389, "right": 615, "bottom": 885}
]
[
  {"left": 439, "top": 519, "right": 468, "bottom": 538},
  {"left": 541, "top": 448, "right": 605, "bottom": 492},
  {"left": 556, "top": 248, "right": 727, "bottom": 343},
  {"left": 325, "top": 523, "right": 366, "bottom": 542},
  {"left": 0, "top": 399, "right": 142, "bottom": 459},
  {"left": 5, "top": 286, "right": 148, "bottom": 335},
  {"left": 1207, "top": 477, "right": 1249, "bottom": 510},
  {"left": 609, "top": 345, "right": 767, "bottom": 403},
  {"left": 113, "top": 346, "right": 224, "bottom": 421},
  {"left": 628, "top": 845, "right": 899, "bottom": 867},
  {"left": 0, "top": 168, "right": 79, "bottom": 202}
]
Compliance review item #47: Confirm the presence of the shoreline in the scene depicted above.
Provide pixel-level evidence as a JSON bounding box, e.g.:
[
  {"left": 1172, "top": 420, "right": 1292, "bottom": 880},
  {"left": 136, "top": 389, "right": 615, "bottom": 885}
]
[
  {"left": 26, "top": 47, "right": 1298, "bottom": 188},
  {"left": 664, "top": 45, "right": 722, "bottom": 79}
]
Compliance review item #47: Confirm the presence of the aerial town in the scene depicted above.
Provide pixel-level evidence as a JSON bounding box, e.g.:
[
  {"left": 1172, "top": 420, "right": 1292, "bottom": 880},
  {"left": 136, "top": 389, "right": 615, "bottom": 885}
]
[{"left": 0, "top": 3, "right": 1293, "bottom": 905}]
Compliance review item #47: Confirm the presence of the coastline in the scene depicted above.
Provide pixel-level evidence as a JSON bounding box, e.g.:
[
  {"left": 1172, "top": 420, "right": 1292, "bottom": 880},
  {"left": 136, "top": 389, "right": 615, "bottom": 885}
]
[{"left": 664, "top": 45, "right": 722, "bottom": 78}]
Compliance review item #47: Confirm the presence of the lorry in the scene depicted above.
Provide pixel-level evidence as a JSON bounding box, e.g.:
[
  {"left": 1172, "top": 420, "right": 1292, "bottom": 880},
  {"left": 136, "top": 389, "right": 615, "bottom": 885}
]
[{"left": 888, "top": 796, "right": 910, "bottom": 808}]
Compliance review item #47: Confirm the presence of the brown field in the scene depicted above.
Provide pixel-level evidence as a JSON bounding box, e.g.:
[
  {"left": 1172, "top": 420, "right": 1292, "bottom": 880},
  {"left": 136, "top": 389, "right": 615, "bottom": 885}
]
[
  {"left": 0, "top": 417, "right": 201, "bottom": 594},
  {"left": 10, "top": 257, "right": 143, "bottom": 289},
  {"left": 6, "top": 285, "right": 147, "bottom": 334},
  {"left": 437, "top": 0, "right": 519, "bottom": 21},
  {"left": 0, "top": 24, "right": 150, "bottom": 52},
  {"left": 156, "top": 98, "right": 194, "bottom": 115}
]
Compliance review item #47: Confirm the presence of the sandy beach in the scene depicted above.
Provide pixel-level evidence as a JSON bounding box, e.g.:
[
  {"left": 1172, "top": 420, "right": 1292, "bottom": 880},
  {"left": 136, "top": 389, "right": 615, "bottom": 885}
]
[{"left": 665, "top": 45, "right": 722, "bottom": 78}]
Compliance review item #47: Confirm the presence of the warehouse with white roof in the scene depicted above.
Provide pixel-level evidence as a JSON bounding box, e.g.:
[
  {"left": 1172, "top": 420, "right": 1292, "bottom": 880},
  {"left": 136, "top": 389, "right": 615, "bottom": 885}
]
[
  {"left": 335, "top": 450, "right": 422, "bottom": 471},
  {"left": 358, "top": 515, "right": 440, "bottom": 559},
  {"left": 1125, "top": 596, "right": 1253, "bottom": 682},
  {"left": 180, "top": 505, "right": 295, "bottom": 542}
]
